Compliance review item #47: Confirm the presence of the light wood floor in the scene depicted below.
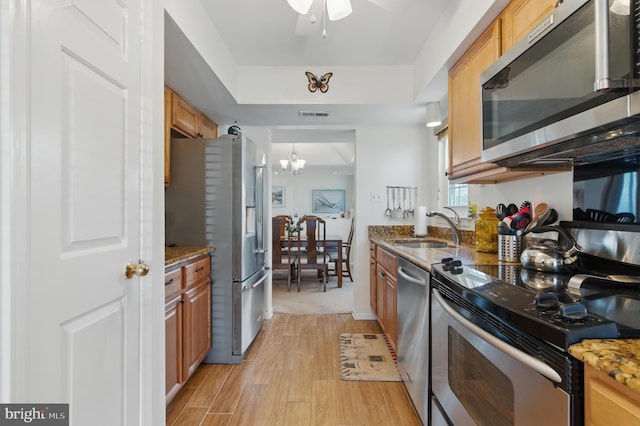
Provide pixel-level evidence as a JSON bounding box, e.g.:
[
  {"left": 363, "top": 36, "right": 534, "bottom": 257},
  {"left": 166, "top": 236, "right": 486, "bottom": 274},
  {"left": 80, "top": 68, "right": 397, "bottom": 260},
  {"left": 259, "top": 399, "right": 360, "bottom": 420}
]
[{"left": 167, "top": 313, "right": 422, "bottom": 426}]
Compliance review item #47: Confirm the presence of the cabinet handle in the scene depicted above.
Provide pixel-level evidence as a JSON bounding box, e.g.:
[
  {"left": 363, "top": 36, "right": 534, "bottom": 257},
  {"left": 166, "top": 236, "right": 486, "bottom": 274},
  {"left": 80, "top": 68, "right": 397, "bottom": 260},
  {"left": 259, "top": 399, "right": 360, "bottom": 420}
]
[
  {"left": 195, "top": 266, "right": 204, "bottom": 273},
  {"left": 165, "top": 278, "right": 174, "bottom": 286},
  {"left": 380, "top": 271, "right": 386, "bottom": 277}
]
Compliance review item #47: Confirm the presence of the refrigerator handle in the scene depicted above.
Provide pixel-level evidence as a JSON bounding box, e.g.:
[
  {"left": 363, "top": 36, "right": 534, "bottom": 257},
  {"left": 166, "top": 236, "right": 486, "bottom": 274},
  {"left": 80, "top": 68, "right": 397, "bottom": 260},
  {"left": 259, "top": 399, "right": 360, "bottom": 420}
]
[
  {"left": 243, "top": 267, "right": 269, "bottom": 291},
  {"left": 254, "top": 163, "right": 266, "bottom": 259}
]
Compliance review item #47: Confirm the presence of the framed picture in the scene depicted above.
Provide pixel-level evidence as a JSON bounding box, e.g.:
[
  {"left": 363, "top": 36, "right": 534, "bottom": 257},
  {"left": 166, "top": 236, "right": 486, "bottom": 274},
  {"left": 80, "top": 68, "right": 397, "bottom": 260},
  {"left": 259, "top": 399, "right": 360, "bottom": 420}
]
[
  {"left": 312, "top": 189, "right": 345, "bottom": 214},
  {"left": 272, "top": 186, "right": 286, "bottom": 207}
]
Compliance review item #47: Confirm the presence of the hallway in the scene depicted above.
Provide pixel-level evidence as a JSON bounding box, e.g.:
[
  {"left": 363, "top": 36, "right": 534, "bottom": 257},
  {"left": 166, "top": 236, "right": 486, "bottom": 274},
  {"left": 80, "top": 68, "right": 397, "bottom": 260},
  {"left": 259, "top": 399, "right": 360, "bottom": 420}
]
[{"left": 167, "top": 313, "right": 421, "bottom": 425}]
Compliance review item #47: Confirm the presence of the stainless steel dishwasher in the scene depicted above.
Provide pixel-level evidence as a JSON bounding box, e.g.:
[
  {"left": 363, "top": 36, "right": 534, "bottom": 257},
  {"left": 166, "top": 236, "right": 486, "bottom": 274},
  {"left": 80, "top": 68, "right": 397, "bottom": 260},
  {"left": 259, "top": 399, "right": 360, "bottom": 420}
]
[{"left": 397, "top": 257, "right": 429, "bottom": 424}]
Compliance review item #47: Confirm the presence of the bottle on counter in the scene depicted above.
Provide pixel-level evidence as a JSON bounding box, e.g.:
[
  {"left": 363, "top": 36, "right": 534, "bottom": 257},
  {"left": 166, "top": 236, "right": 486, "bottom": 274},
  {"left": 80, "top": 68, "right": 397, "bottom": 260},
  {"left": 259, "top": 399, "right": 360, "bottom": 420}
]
[{"left": 475, "top": 207, "right": 499, "bottom": 253}]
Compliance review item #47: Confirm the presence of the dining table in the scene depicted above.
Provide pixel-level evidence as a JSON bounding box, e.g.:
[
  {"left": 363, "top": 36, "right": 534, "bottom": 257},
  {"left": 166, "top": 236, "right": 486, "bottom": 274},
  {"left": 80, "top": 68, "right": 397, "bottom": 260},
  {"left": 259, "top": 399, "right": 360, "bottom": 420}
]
[{"left": 281, "top": 234, "right": 343, "bottom": 288}]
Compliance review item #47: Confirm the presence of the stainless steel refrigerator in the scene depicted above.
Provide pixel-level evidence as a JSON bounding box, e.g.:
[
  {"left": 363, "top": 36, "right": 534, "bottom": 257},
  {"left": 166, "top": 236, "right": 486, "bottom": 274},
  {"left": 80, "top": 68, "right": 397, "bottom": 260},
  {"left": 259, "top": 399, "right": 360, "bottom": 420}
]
[{"left": 165, "top": 133, "right": 268, "bottom": 364}]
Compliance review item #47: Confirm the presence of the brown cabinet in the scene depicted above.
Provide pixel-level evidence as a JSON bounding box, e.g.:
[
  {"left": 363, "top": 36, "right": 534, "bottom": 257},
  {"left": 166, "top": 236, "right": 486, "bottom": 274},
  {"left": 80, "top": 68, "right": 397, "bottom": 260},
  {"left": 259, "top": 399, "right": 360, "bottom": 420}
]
[
  {"left": 374, "top": 245, "right": 398, "bottom": 349},
  {"left": 448, "top": 0, "right": 567, "bottom": 184},
  {"left": 165, "top": 254, "right": 212, "bottom": 404},
  {"left": 501, "top": 0, "right": 558, "bottom": 52},
  {"left": 448, "top": 20, "right": 501, "bottom": 182},
  {"left": 197, "top": 113, "right": 219, "bottom": 139},
  {"left": 369, "top": 243, "right": 377, "bottom": 312},
  {"left": 171, "top": 92, "right": 199, "bottom": 138},
  {"left": 584, "top": 364, "right": 640, "bottom": 425},
  {"left": 163, "top": 85, "right": 218, "bottom": 186},
  {"left": 164, "top": 267, "right": 183, "bottom": 401}
]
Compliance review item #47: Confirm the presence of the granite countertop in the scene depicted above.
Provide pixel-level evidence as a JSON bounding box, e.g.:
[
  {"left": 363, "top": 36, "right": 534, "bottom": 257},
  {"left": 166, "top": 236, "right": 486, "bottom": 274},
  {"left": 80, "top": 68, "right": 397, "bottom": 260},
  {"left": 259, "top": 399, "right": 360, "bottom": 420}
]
[
  {"left": 569, "top": 339, "right": 640, "bottom": 393},
  {"left": 368, "top": 225, "right": 502, "bottom": 272},
  {"left": 165, "top": 246, "right": 215, "bottom": 270}
]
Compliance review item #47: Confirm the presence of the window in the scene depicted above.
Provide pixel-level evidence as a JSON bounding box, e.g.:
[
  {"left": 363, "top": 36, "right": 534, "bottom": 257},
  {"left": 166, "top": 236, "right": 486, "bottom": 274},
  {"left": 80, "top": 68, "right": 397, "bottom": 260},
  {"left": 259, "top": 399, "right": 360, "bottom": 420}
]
[{"left": 437, "top": 128, "right": 468, "bottom": 208}]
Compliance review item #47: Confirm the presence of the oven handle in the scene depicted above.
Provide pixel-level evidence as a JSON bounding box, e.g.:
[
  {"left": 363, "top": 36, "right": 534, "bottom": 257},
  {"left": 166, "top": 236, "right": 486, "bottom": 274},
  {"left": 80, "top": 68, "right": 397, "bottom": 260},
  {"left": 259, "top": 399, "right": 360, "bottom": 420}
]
[{"left": 433, "top": 288, "right": 562, "bottom": 384}]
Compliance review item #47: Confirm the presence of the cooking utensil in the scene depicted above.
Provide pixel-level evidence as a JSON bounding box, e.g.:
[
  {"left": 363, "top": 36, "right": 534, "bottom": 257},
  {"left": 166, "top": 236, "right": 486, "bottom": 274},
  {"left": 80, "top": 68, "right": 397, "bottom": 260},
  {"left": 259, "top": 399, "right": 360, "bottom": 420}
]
[
  {"left": 403, "top": 188, "right": 408, "bottom": 218},
  {"left": 385, "top": 187, "right": 392, "bottom": 216},
  {"left": 520, "top": 226, "right": 582, "bottom": 273},
  {"left": 393, "top": 188, "right": 404, "bottom": 218},
  {"left": 542, "top": 208, "right": 558, "bottom": 226},
  {"left": 506, "top": 203, "right": 519, "bottom": 216},
  {"left": 524, "top": 203, "right": 549, "bottom": 233},
  {"left": 498, "top": 221, "right": 512, "bottom": 235},
  {"left": 495, "top": 203, "right": 507, "bottom": 220}
]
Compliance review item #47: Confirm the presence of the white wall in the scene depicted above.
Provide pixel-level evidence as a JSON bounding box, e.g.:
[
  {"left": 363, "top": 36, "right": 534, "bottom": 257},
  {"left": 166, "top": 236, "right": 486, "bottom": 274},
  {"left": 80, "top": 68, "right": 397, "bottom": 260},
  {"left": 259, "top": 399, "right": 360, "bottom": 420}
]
[
  {"left": 353, "top": 124, "right": 431, "bottom": 318},
  {"left": 272, "top": 172, "right": 354, "bottom": 238}
]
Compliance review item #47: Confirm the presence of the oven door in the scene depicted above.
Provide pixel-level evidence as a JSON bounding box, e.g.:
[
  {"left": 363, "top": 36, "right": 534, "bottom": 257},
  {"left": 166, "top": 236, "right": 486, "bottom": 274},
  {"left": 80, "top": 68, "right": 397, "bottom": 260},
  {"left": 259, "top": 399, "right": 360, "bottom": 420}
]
[{"left": 431, "top": 288, "right": 570, "bottom": 425}]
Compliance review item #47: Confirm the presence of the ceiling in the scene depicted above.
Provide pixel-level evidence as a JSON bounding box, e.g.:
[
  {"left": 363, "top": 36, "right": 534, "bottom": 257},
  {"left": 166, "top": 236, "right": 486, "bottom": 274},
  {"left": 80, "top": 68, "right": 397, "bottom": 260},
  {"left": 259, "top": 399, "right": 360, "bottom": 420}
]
[
  {"left": 164, "top": 0, "right": 466, "bottom": 173},
  {"left": 199, "top": 0, "right": 452, "bottom": 67},
  {"left": 165, "top": 0, "right": 460, "bottom": 128}
]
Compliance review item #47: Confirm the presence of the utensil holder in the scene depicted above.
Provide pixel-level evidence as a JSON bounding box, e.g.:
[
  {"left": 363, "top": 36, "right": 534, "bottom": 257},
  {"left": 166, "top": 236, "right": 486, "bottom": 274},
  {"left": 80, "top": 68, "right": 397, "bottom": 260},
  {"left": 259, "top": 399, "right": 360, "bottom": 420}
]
[{"left": 498, "top": 235, "right": 523, "bottom": 262}]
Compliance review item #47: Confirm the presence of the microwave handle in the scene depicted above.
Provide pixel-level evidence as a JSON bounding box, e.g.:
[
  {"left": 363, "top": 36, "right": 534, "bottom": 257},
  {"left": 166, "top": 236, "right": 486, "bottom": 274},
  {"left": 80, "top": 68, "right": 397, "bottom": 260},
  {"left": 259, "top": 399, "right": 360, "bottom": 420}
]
[
  {"left": 594, "top": 0, "right": 627, "bottom": 91},
  {"left": 433, "top": 288, "right": 562, "bottom": 384}
]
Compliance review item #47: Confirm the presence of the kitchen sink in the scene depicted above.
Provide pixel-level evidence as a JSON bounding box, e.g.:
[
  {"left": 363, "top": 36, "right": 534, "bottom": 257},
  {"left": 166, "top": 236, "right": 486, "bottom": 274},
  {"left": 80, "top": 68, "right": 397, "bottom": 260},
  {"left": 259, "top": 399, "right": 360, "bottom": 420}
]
[{"left": 392, "top": 239, "right": 450, "bottom": 249}]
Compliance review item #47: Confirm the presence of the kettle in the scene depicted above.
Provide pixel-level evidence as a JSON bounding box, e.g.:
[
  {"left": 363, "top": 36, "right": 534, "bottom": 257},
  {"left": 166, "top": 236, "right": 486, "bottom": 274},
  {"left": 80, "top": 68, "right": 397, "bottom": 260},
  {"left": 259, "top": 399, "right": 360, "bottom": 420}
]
[{"left": 520, "top": 226, "right": 582, "bottom": 273}]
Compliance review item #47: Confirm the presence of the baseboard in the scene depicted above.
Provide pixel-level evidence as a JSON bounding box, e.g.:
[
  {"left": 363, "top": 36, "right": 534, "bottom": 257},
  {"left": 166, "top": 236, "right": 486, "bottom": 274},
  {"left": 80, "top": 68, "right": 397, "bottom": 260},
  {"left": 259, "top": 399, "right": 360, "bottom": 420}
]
[{"left": 351, "top": 311, "right": 377, "bottom": 321}]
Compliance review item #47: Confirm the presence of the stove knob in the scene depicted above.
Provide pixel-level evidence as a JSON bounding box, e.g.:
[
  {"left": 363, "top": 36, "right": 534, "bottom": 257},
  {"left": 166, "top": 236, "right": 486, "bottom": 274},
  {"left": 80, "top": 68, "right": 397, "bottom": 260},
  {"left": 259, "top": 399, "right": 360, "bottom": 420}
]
[
  {"left": 534, "top": 293, "right": 560, "bottom": 311},
  {"left": 559, "top": 303, "right": 588, "bottom": 321},
  {"left": 443, "top": 259, "right": 462, "bottom": 271}
]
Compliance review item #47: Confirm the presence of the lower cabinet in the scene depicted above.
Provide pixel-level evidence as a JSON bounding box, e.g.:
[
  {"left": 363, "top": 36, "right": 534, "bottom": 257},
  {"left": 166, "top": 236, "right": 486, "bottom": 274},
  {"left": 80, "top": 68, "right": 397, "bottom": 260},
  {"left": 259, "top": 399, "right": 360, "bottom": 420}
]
[
  {"left": 165, "top": 254, "right": 212, "bottom": 404},
  {"left": 369, "top": 243, "right": 377, "bottom": 312},
  {"left": 584, "top": 364, "right": 640, "bottom": 425},
  {"left": 183, "top": 279, "right": 212, "bottom": 379},
  {"left": 371, "top": 243, "right": 398, "bottom": 349}
]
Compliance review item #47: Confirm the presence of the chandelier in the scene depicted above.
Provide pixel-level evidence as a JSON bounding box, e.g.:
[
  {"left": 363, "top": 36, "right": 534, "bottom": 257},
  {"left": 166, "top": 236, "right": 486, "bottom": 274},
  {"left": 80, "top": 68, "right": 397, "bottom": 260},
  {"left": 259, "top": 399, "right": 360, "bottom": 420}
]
[{"left": 280, "top": 145, "right": 306, "bottom": 175}]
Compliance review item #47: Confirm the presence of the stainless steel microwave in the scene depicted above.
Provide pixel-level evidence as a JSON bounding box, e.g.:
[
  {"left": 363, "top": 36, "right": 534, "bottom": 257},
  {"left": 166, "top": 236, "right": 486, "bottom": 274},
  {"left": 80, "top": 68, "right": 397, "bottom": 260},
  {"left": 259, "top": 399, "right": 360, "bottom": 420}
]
[{"left": 481, "top": 0, "right": 640, "bottom": 168}]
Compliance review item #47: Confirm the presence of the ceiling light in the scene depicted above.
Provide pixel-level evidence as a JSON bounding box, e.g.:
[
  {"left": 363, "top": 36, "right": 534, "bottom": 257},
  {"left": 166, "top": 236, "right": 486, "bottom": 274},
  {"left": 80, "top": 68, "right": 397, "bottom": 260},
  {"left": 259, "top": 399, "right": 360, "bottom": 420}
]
[
  {"left": 280, "top": 144, "right": 306, "bottom": 175},
  {"left": 425, "top": 102, "right": 442, "bottom": 128},
  {"left": 287, "top": 0, "right": 313, "bottom": 14},
  {"left": 327, "top": 0, "right": 352, "bottom": 21}
]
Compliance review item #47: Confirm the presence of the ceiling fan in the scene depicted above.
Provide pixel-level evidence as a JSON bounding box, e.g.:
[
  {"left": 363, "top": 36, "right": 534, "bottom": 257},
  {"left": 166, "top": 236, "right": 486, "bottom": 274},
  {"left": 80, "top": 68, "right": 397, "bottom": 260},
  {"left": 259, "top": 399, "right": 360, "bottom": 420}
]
[{"left": 288, "top": 0, "right": 411, "bottom": 37}]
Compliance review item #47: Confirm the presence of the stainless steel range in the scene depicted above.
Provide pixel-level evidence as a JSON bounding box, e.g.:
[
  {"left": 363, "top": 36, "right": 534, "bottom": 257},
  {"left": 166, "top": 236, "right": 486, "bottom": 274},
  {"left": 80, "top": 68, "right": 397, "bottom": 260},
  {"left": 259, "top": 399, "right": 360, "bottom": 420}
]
[{"left": 430, "top": 223, "right": 640, "bottom": 426}]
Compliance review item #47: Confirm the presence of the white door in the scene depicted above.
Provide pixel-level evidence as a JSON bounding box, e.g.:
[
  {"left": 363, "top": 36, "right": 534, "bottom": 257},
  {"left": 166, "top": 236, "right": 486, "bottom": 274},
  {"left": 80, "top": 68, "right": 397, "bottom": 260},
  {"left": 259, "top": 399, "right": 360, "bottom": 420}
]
[{"left": 22, "top": 0, "right": 157, "bottom": 424}]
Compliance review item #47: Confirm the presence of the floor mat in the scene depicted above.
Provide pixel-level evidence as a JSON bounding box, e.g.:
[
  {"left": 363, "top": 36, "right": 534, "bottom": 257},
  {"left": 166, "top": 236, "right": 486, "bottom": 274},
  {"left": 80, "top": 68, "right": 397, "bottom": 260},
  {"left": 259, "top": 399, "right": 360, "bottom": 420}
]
[{"left": 339, "top": 333, "right": 401, "bottom": 381}]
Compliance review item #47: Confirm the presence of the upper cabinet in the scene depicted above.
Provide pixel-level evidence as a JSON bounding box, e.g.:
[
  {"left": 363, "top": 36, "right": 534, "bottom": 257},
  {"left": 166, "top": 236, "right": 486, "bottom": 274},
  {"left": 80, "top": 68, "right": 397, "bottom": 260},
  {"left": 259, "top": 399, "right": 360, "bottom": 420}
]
[
  {"left": 164, "top": 85, "right": 218, "bottom": 186},
  {"left": 448, "top": 0, "right": 565, "bottom": 184},
  {"left": 501, "top": 0, "right": 559, "bottom": 52},
  {"left": 449, "top": 20, "right": 501, "bottom": 181}
]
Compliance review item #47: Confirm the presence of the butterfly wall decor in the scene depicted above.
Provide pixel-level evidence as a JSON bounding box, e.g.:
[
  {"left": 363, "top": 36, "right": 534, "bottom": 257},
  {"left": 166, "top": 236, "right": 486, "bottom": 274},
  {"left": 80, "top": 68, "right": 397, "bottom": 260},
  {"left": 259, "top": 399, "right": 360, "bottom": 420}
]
[{"left": 305, "top": 72, "right": 333, "bottom": 93}]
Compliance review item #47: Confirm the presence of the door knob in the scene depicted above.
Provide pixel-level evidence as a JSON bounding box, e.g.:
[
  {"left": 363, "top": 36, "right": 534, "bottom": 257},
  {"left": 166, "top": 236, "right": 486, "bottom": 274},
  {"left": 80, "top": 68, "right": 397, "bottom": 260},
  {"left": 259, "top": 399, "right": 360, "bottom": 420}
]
[{"left": 125, "top": 260, "right": 150, "bottom": 279}]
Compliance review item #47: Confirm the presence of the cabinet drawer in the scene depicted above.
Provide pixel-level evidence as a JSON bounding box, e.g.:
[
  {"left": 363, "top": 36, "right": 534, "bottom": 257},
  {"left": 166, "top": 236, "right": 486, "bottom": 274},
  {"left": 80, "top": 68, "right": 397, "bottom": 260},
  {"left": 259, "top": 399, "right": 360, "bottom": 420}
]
[
  {"left": 376, "top": 246, "right": 397, "bottom": 276},
  {"left": 165, "top": 268, "right": 182, "bottom": 298},
  {"left": 184, "top": 256, "right": 211, "bottom": 287}
]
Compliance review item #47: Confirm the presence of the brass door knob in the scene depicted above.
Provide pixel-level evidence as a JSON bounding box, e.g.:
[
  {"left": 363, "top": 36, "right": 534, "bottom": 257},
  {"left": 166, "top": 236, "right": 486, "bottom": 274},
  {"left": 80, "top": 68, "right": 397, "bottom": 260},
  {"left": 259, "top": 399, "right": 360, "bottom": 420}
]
[{"left": 125, "top": 261, "right": 150, "bottom": 279}]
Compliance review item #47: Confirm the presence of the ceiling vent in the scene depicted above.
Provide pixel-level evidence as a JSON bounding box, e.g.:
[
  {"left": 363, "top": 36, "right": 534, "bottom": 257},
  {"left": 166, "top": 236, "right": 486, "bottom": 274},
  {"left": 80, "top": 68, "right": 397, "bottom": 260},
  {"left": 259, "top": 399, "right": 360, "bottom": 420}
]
[{"left": 298, "top": 111, "right": 331, "bottom": 118}]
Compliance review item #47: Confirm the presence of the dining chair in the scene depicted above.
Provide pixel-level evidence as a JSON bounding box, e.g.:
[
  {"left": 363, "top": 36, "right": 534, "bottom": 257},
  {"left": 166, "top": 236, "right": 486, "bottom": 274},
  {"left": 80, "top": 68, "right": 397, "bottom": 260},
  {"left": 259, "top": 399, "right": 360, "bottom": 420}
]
[
  {"left": 274, "top": 214, "right": 293, "bottom": 238},
  {"left": 329, "top": 217, "right": 354, "bottom": 282},
  {"left": 293, "top": 215, "right": 329, "bottom": 292},
  {"left": 272, "top": 216, "right": 295, "bottom": 291}
]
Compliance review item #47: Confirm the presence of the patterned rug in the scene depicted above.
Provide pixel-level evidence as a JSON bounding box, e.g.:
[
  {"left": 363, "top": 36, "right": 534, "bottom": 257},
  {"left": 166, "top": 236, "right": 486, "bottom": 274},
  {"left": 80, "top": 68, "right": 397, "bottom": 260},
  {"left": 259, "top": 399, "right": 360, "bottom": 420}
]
[{"left": 339, "top": 333, "right": 401, "bottom": 381}]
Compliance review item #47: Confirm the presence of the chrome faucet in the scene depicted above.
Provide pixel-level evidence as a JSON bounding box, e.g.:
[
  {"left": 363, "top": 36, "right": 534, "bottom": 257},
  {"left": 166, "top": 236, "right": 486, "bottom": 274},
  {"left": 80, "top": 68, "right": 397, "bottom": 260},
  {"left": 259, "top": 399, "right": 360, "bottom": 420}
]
[
  {"left": 443, "top": 206, "right": 461, "bottom": 226},
  {"left": 426, "top": 210, "right": 461, "bottom": 246}
]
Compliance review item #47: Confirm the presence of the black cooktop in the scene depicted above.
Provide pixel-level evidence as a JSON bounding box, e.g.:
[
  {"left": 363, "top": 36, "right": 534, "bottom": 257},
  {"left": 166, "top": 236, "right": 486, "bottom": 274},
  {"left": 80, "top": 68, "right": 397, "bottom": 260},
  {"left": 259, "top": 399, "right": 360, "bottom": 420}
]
[{"left": 431, "top": 257, "right": 640, "bottom": 351}]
